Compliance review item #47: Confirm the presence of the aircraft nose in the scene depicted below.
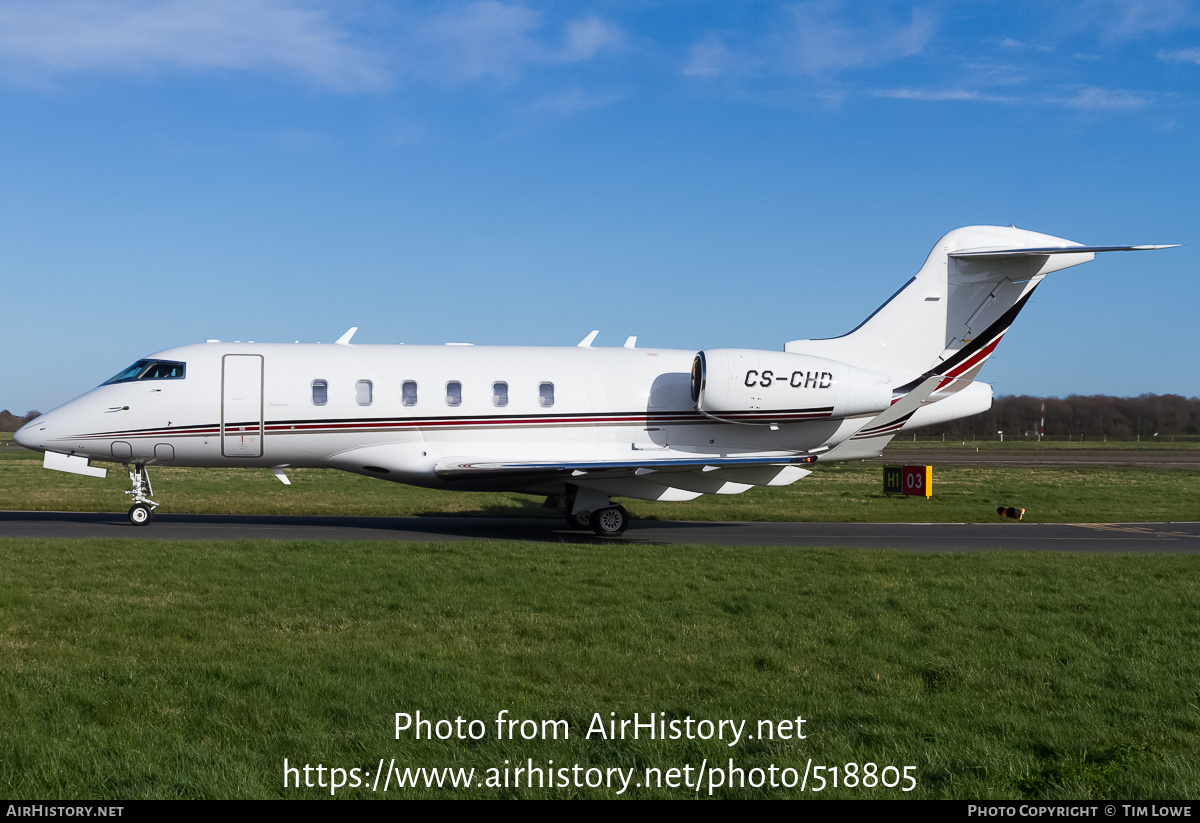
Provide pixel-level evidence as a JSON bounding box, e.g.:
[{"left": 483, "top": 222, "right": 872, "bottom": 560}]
[{"left": 14, "top": 416, "right": 47, "bottom": 451}]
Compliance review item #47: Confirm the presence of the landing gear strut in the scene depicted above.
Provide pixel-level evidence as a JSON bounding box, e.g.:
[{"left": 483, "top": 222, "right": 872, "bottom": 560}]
[
  {"left": 125, "top": 464, "right": 158, "bottom": 526},
  {"left": 562, "top": 485, "right": 629, "bottom": 537}
]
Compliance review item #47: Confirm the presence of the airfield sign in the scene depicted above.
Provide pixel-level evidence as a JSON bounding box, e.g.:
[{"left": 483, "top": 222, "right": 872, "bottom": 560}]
[{"left": 884, "top": 465, "right": 932, "bottom": 498}]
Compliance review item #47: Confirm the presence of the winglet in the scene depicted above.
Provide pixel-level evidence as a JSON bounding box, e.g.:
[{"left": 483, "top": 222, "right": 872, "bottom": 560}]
[
  {"left": 335, "top": 327, "right": 358, "bottom": 346},
  {"left": 577, "top": 330, "right": 599, "bottom": 348}
]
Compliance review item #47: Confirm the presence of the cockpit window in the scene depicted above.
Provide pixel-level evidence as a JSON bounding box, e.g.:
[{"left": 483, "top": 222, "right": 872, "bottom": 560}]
[
  {"left": 143, "top": 361, "right": 186, "bottom": 380},
  {"left": 102, "top": 359, "right": 187, "bottom": 385}
]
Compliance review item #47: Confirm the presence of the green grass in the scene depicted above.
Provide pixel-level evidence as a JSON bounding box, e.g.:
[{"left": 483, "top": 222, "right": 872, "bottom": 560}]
[
  {"left": 2, "top": 445, "right": 1196, "bottom": 523},
  {"left": 886, "top": 436, "right": 1200, "bottom": 451},
  {"left": 0, "top": 537, "right": 1197, "bottom": 799}
]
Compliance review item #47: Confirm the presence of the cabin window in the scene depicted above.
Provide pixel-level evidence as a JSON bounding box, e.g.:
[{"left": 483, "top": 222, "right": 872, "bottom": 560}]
[
  {"left": 102, "top": 359, "right": 186, "bottom": 385},
  {"left": 312, "top": 380, "right": 328, "bottom": 406},
  {"left": 539, "top": 382, "right": 554, "bottom": 407},
  {"left": 493, "top": 381, "right": 508, "bottom": 407},
  {"left": 402, "top": 381, "right": 417, "bottom": 406},
  {"left": 356, "top": 380, "right": 373, "bottom": 406},
  {"left": 446, "top": 381, "right": 462, "bottom": 406}
]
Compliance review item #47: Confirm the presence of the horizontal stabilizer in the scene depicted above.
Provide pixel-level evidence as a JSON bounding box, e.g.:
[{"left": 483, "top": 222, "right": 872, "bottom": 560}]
[{"left": 950, "top": 244, "right": 1178, "bottom": 259}]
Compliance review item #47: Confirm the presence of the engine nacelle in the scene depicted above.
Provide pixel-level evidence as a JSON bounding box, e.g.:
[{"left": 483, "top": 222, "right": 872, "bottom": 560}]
[{"left": 692, "top": 349, "right": 892, "bottom": 425}]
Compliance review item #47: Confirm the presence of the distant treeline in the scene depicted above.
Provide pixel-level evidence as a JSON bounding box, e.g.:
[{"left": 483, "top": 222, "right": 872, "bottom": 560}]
[
  {"left": 1, "top": 409, "right": 41, "bottom": 432},
  {"left": 927, "top": 394, "right": 1200, "bottom": 439}
]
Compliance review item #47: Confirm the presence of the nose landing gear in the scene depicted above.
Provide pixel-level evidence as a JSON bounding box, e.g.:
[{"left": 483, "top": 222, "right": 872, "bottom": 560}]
[{"left": 125, "top": 464, "right": 158, "bottom": 526}]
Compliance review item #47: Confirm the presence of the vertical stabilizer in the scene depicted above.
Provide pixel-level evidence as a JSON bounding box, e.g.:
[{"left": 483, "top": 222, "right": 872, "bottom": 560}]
[{"left": 785, "top": 226, "right": 1098, "bottom": 389}]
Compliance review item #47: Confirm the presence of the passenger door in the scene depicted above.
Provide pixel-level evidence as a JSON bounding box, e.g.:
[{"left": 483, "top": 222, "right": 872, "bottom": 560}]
[{"left": 221, "top": 354, "right": 264, "bottom": 457}]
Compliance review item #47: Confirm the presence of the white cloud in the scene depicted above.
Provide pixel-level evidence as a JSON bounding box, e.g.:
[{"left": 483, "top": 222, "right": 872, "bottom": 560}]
[
  {"left": 872, "top": 88, "right": 1012, "bottom": 103},
  {"left": 681, "top": 34, "right": 754, "bottom": 79},
  {"left": 0, "top": 0, "right": 627, "bottom": 94},
  {"left": 1076, "top": 0, "right": 1195, "bottom": 39},
  {"left": 560, "top": 17, "right": 624, "bottom": 63},
  {"left": 1158, "top": 46, "right": 1200, "bottom": 65},
  {"left": 680, "top": 1, "right": 937, "bottom": 86},
  {"left": 415, "top": 0, "right": 541, "bottom": 83},
  {"left": 1058, "top": 86, "right": 1154, "bottom": 110},
  {"left": 525, "top": 87, "right": 627, "bottom": 117},
  {"left": 409, "top": 1, "right": 623, "bottom": 84},
  {"left": 779, "top": 1, "right": 937, "bottom": 75},
  {"left": 871, "top": 85, "right": 1154, "bottom": 111},
  {"left": 0, "top": 0, "right": 388, "bottom": 90}
]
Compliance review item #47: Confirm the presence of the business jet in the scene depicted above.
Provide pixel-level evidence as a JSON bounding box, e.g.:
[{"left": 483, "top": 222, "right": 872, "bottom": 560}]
[{"left": 15, "top": 225, "right": 1175, "bottom": 536}]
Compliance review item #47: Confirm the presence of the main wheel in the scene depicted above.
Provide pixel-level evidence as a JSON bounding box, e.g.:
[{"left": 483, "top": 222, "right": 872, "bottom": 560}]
[
  {"left": 565, "top": 510, "right": 592, "bottom": 530},
  {"left": 128, "top": 503, "right": 154, "bottom": 526},
  {"left": 591, "top": 506, "right": 628, "bottom": 537}
]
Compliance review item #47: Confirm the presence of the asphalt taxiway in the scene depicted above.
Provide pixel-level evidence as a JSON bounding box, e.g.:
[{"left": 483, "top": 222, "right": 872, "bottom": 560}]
[{"left": 1, "top": 511, "right": 1197, "bottom": 553}]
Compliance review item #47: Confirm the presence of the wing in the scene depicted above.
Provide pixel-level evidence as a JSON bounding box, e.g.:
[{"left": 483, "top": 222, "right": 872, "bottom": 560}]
[
  {"left": 433, "top": 374, "right": 948, "bottom": 499},
  {"left": 434, "top": 453, "right": 819, "bottom": 501}
]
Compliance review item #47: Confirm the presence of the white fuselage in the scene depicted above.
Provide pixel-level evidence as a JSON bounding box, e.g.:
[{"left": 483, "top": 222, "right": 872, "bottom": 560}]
[{"left": 22, "top": 341, "right": 864, "bottom": 496}]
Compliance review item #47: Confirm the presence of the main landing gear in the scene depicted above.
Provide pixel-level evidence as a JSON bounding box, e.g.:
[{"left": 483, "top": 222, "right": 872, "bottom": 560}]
[
  {"left": 561, "top": 486, "right": 630, "bottom": 537},
  {"left": 565, "top": 510, "right": 592, "bottom": 530},
  {"left": 589, "top": 505, "right": 629, "bottom": 537},
  {"left": 125, "top": 464, "right": 158, "bottom": 526},
  {"left": 564, "top": 505, "right": 629, "bottom": 537}
]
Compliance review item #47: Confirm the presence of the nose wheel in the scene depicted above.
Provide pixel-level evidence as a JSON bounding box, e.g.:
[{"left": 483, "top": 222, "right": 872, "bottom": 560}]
[
  {"left": 125, "top": 464, "right": 158, "bottom": 526},
  {"left": 128, "top": 502, "right": 154, "bottom": 526}
]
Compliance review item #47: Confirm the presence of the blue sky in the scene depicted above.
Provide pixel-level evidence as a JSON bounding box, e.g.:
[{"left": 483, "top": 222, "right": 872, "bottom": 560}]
[{"left": 2, "top": 0, "right": 1196, "bottom": 413}]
